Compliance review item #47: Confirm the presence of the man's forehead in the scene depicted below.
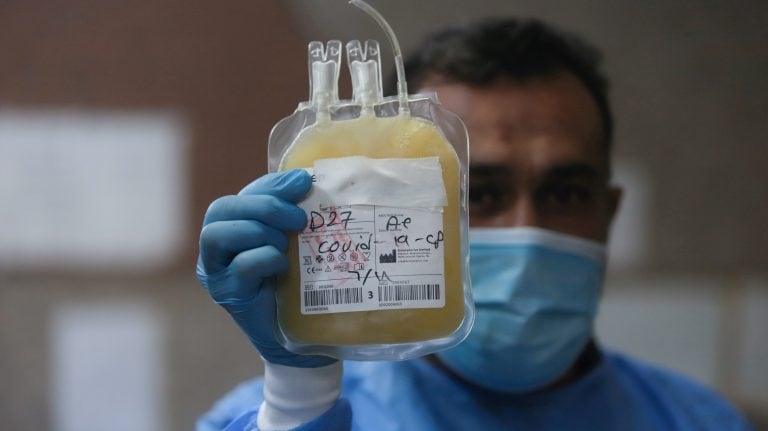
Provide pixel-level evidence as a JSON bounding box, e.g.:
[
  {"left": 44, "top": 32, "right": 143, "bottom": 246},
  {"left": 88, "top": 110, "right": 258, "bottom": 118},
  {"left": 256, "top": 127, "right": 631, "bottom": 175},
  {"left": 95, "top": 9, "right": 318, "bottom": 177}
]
[
  {"left": 421, "top": 72, "right": 606, "bottom": 173},
  {"left": 429, "top": 74, "right": 599, "bottom": 133}
]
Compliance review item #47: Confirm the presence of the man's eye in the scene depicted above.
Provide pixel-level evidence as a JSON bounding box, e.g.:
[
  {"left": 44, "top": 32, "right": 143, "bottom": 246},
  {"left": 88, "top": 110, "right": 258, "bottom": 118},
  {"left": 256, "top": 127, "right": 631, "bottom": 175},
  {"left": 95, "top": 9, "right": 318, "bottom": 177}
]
[
  {"left": 469, "top": 184, "right": 510, "bottom": 215},
  {"left": 539, "top": 184, "right": 594, "bottom": 210}
]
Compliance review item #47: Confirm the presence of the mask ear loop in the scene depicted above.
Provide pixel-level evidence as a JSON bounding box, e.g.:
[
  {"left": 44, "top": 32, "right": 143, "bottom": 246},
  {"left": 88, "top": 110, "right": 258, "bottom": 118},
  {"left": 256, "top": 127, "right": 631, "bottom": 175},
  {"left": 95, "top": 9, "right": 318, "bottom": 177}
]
[{"left": 349, "top": 0, "right": 410, "bottom": 116}]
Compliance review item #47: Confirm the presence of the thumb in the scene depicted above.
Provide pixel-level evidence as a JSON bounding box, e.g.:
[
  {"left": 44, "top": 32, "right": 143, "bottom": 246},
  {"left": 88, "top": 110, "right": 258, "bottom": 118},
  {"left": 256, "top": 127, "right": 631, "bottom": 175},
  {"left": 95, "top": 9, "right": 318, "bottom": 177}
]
[{"left": 238, "top": 169, "right": 312, "bottom": 203}]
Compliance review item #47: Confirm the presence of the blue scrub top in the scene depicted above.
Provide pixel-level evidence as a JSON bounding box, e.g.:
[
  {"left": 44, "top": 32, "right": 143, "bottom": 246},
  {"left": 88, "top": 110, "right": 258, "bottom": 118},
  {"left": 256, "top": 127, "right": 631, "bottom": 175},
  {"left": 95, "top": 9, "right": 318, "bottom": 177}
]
[{"left": 198, "top": 350, "right": 752, "bottom": 431}]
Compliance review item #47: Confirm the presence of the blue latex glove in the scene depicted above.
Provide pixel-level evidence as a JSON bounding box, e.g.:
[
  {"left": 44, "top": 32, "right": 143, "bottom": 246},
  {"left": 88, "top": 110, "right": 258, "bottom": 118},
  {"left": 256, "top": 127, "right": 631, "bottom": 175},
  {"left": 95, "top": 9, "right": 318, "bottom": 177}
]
[{"left": 197, "top": 169, "right": 336, "bottom": 368}]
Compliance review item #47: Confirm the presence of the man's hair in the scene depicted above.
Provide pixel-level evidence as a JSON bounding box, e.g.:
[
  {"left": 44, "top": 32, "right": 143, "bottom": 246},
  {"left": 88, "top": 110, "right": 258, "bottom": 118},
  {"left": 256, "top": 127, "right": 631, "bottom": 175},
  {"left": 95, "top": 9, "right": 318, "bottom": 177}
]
[{"left": 401, "top": 18, "right": 613, "bottom": 150}]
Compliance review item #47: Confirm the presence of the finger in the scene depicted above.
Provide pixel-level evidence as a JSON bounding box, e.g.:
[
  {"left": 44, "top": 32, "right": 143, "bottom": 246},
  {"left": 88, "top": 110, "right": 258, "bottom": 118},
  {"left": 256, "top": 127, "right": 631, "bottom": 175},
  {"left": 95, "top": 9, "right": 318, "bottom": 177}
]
[
  {"left": 238, "top": 169, "right": 312, "bottom": 202},
  {"left": 199, "top": 220, "right": 288, "bottom": 274},
  {"left": 203, "top": 194, "right": 307, "bottom": 232},
  {"left": 205, "top": 245, "right": 289, "bottom": 304},
  {"left": 230, "top": 246, "right": 289, "bottom": 287}
]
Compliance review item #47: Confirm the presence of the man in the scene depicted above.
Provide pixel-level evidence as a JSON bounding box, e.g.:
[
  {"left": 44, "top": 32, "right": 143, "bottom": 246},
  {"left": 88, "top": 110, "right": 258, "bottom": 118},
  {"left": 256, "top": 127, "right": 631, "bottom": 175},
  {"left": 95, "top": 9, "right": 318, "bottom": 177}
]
[{"left": 196, "top": 18, "right": 752, "bottom": 430}]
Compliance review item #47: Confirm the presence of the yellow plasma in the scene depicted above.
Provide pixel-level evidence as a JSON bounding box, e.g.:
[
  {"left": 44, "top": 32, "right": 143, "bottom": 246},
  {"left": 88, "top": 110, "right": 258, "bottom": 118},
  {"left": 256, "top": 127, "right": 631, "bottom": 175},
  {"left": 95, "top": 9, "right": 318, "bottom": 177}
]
[{"left": 277, "top": 114, "right": 465, "bottom": 345}]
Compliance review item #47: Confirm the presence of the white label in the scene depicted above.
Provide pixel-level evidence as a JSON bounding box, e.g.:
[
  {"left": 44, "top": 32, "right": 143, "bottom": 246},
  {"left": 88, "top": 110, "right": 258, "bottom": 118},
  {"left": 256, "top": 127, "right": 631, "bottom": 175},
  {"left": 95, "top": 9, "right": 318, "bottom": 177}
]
[{"left": 297, "top": 157, "right": 446, "bottom": 315}]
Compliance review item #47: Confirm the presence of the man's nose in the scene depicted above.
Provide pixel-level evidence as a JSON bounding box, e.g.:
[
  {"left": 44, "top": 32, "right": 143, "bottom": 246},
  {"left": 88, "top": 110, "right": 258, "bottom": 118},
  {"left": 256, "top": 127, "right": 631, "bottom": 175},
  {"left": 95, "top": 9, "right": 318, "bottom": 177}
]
[{"left": 489, "top": 196, "right": 539, "bottom": 228}]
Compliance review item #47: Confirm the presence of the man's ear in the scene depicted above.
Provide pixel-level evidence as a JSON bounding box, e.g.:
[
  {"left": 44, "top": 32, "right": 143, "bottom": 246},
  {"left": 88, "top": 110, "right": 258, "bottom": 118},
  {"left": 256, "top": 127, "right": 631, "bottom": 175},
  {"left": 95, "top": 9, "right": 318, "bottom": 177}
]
[{"left": 607, "top": 185, "right": 623, "bottom": 226}]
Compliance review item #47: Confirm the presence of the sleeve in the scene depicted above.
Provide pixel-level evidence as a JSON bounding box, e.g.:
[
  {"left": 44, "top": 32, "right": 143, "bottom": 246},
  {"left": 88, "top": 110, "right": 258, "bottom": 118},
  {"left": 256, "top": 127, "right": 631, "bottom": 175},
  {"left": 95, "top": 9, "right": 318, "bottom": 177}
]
[
  {"left": 197, "top": 378, "right": 267, "bottom": 431},
  {"left": 608, "top": 351, "right": 755, "bottom": 430},
  {"left": 221, "top": 399, "right": 352, "bottom": 431},
  {"left": 198, "top": 361, "right": 351, "bottom": 431}
]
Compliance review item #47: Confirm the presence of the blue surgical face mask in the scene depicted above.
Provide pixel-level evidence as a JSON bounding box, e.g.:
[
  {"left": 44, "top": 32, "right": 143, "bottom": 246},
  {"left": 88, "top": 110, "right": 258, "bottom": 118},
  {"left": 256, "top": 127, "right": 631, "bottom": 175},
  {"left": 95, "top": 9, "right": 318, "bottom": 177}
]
[{"left": 437, "top": 227, "right": 606, "bottom": 393}]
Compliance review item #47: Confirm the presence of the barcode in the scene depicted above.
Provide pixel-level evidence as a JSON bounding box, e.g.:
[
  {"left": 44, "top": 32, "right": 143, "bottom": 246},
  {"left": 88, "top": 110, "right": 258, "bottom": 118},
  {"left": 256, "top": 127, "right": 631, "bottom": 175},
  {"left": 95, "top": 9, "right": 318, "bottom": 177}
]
[
  {"left": 378, "top": 284, "right": 441, "bottom": 302},
  {"left": 304, "top": 288, "right": 363, "bottom": 307}
]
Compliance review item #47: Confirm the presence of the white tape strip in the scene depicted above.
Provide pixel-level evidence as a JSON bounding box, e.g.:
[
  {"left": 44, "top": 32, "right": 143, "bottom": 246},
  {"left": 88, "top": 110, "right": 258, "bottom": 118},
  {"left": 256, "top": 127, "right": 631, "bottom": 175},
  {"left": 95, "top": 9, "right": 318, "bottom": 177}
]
[{"left": 306, "top": 156, "right": 447, "bottom": 208}]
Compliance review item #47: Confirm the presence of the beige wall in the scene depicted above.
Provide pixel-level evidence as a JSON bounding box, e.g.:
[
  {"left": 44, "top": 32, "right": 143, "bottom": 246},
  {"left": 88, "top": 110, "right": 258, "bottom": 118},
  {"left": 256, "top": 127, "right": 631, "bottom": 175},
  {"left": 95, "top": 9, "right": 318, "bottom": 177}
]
[{"left": 0, "top": 1, "right": 303, "bottom": 428}]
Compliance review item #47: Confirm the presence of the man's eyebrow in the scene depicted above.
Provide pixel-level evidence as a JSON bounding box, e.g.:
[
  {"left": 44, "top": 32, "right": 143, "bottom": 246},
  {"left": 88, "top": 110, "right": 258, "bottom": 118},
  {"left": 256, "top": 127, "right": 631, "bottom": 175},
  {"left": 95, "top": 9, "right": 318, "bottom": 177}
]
[
  {"left": 469, "top": 163, "right": 512, "bottom": 177},
  {"left": 470, "top": 163, "right": 603, "bottom": 181},
  {"left": 543, "top": 163, "right": 603, "bottom": 181}
]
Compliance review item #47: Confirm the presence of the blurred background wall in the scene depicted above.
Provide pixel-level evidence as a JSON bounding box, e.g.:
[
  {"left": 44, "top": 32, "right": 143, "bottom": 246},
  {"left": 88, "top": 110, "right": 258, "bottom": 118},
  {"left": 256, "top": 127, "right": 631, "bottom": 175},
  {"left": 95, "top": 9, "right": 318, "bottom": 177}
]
[{"left": 0, "top": 0, "right": 765, "bottom": 429}]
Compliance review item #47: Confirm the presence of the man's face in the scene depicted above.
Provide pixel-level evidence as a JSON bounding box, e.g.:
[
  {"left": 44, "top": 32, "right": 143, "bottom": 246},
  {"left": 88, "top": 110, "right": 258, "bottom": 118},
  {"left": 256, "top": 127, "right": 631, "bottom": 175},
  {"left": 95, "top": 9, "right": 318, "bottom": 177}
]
[{"left": 423, "top": 72, "right": 621, "bottom": 242}]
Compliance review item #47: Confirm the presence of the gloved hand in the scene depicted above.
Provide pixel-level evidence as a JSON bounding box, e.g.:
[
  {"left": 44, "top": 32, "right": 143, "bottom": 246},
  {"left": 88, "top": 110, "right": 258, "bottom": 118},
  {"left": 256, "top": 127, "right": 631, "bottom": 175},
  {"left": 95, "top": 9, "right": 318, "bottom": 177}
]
[{"left": 196, "top": 169, "right": 336, "bottom": 368}]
